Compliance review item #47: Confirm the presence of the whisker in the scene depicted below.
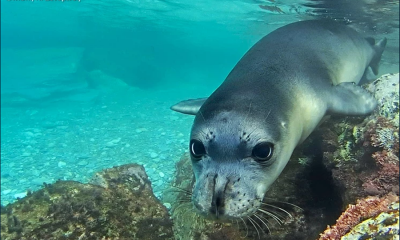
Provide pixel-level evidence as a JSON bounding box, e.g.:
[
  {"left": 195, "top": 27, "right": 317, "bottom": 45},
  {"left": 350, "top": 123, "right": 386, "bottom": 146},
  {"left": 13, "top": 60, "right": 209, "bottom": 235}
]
[
  {"left": 247, "top": 216, "right": 260, "bottom": 239},
  {"left": 167, "top": 190, "right": 192, "bottom": 197},
  {"left": 246, "top": 125, "right": 259, "bottom": 138},
  {"left": 253, "top": 213, "right": 271, "bottom": 234},
  {"left": 257, "top": 208, "right": 283, "bottom": 225},
  {"left": 177, "top": 197, "right": 192, "bottom": 200},
  {"left": 263, "top": 197, "right": 303, "bottom": 210},
  {"left": 260, "top": 207, "right": 287, "bottom": 221},
  {"left": 169, "top": 186, "right": 193, "bottom": 195},
  {"left": 243, "top": 101, "right": 252, "bottom": 124},
  {"left": 251, "top": 215, "right": 266, "bottom": 237},
  {"left": 261, "top": 203, "right": 293, "bottom": 219},
  {"left": 178, "top": 196, "right": 192, "bottom": 199},
  {"left": 198, "top": 129, "right": 208, "bottom": 139},
  {"left": 239, "top": 217, "right": 249, "bottom": 238},
  {"left": 263, "top": 109, "right": 272, "bottom": 122},
  {"left": 199, "top": 110, "right": 206, "bottom": 122}
]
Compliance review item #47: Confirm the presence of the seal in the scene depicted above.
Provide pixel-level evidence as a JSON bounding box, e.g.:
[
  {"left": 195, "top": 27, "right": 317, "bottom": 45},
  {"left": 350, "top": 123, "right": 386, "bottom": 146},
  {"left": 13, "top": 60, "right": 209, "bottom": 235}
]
[{"left": 171, "top": 20, "right": 387, "bottom": 220}]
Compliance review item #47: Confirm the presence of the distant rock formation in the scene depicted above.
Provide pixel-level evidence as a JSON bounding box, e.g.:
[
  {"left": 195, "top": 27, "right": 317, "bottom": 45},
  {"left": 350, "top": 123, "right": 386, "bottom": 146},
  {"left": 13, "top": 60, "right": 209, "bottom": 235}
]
[{"left": 78, "top": 47, "right": 165, "bottom": 90}]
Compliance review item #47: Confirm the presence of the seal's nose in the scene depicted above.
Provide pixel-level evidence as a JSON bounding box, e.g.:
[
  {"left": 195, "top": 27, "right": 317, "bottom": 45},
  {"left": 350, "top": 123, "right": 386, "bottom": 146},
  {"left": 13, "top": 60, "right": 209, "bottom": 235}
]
[
  {"left": 210, "top": 191, "right": 225, "bottom": 217},
  {"left": 208, "top": 173, "right": 229, "bottom": 218}
]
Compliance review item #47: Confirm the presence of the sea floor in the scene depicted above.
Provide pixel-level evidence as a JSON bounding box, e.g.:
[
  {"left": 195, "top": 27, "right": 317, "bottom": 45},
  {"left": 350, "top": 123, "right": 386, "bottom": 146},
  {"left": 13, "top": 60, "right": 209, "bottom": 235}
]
[{"left": 0, "top": 86, "right": 202, "bottom": 206}]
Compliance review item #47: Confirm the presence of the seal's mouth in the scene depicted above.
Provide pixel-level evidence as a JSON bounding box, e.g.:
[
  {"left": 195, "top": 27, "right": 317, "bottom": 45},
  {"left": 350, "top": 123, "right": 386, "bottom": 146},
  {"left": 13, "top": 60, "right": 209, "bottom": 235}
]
[
  {"left": 193, "top": 200, "right": 262, "bottom": 222},
  {"left": 189, "top": 168, "right": 271, "bottom": 221},
  {"left": 192, "top": 183, "right": 264, "bottom": 221}
]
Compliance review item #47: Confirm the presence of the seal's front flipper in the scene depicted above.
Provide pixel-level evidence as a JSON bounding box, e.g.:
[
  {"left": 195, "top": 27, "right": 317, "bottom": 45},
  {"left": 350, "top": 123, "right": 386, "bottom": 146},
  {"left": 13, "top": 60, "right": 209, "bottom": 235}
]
[
  {"left": 360, "top": 67, "right": 378, "bottom": 85},
  {"left": 170, "top": 98, "right": 207, "bottom": 115},
  {"left": 327, "top": 82, "right": 377, "bottom": 115},
  {"left": 369, "top": 37, "right": 387, "bottom": 75}
]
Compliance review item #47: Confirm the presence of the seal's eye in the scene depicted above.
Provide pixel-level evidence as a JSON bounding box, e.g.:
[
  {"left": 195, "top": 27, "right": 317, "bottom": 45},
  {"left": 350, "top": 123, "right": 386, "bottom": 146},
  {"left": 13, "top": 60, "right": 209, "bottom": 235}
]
[
  {"left": 190, "top": 139, "right": 206, "bottom": 159},
  {"left": 252, "top": 142, "right": 273, "bottom": 162}
]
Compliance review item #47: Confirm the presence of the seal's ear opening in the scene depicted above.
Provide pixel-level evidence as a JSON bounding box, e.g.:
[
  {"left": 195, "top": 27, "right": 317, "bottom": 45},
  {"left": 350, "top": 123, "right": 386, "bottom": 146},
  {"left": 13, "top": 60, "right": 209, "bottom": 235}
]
[{"left": 170, "top": 98, "right": 208, "bottom": 115}]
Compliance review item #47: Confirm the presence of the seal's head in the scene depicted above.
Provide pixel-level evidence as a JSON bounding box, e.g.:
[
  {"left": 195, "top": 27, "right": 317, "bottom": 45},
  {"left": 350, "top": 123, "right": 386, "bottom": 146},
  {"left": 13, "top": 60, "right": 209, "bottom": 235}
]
[{"left": 189, "top": 109, "right": 296, "bottom": 220}]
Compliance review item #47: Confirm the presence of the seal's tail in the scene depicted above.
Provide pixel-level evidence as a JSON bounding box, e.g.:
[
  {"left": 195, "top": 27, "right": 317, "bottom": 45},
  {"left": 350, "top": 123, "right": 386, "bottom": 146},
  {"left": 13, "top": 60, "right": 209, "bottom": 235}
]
[{"left": 370, "top": 37, "right": 387, "bottom": 75}]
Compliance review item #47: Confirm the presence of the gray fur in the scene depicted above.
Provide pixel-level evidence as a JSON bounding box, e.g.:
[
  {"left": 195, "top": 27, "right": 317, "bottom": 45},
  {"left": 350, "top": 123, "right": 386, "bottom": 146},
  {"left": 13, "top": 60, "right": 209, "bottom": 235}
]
[{"left": 171, "top": 20, "right": 386, "bottom": 220}]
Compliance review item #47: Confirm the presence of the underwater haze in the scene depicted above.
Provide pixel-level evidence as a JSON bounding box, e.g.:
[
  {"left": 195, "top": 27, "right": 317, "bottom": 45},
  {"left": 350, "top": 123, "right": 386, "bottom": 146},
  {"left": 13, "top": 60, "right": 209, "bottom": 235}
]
[{"left": 1, "top": 0, "right": 399, "bottom": 227}]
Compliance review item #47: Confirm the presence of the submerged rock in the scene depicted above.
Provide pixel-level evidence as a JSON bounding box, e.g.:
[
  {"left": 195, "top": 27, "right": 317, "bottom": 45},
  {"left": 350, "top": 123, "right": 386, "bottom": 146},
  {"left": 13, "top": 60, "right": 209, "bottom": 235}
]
[
  {"left": 0, "top": 164, "right": 173, "bottom": 240},
  {"left": 318, "top": 194, "right": 399, "bottom": 240},
  {"left": 313, "top": 74, "right": 400, "bottom": 239},
  {"left": 318, "top": 73, "right": 399, "bottom": 205}
]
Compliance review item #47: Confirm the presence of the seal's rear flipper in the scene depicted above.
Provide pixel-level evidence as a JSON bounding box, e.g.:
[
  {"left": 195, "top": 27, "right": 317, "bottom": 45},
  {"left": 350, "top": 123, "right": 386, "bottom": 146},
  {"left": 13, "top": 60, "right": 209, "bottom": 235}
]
[
  {"left": 170, "top": 98, "right": 207, "bottom": 115},
  {"left": 370, "top": 37, "right": 387, "bottom": 75},
  {"left": 327, "top": 82, "right": 377, "bottom": 115}
]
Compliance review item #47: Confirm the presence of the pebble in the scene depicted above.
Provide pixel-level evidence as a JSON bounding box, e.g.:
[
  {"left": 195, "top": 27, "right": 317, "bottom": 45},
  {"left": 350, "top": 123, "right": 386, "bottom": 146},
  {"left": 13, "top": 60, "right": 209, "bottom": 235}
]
[
  {"left": 135, "top": 128, "right": 148, "bottom": 133},
  {"left": 58, "top": 161, "right": 67, "bottom": 167},
  {"left": 2, "top": 190, "right": 11, "bottom": 195},
  {"left": 21, "top": 152, "right": 31, "bottom": 157},
  {"left": 32, "top": 178, "right": 48, "bottom": 186},
  {"left": 24, "top": 132, "right": 35, "bottom": 137},
  {"left": 14, "top": 192, "right": 27, "bottom": 199},
  {"left": 78, "top": 160, "right": 88, "bottom": 166},
  {"left": 159, "top": 172, "right": 165, "bottom": 178},
  {"left": 105, "top": 138, "right": 121, "bottom": 147},
  {"left": 163, "top": 202, "right": 172, "bottom": 209},
  {"left": 155, "top": 180, "right": 164, "bottom": 187},
  {"left": 150, "top": 152, "right": 158, "bottom": 158}
]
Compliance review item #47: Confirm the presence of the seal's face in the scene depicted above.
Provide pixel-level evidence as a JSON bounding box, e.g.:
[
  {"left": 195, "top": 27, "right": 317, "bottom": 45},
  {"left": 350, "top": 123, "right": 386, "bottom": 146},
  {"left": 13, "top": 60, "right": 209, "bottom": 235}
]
[{"left": 189, "top": 111, "right": 294, "bottom": 220}]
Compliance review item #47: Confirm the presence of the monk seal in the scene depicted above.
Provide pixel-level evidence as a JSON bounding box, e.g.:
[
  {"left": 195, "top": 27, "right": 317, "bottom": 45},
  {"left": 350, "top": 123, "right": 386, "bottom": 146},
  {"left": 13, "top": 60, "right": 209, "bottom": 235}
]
[{"left": 170, "top": 20, "right": 387, "bottom": 220}]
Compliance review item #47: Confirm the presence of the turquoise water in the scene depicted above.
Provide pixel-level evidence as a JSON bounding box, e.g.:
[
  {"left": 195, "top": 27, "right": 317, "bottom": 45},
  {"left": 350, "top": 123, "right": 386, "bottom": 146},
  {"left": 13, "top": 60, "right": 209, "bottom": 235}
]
[{"left": 1, "top": 0, "right": 398, "bottom": 207}]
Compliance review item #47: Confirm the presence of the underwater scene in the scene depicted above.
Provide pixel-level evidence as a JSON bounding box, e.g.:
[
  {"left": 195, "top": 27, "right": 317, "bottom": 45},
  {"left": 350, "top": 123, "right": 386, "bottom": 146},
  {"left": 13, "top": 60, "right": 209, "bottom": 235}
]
[{"left": 1, "top": 0, "right": 399, "bottom": 239}]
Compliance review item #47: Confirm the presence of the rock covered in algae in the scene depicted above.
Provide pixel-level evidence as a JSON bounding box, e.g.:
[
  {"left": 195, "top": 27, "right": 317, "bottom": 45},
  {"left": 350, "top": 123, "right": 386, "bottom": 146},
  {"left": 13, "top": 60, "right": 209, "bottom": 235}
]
[
  {"left": 366, "top": 73, "right": 399, "bottom": 123},
  {"left": 316, "top": 73, "right": 399, "bottom": 206},
  {"left": 0, "top": 164, "right": 173, "bottom": 240},
  {"left": 318, "top": 194, "right": 399, "bottom": 240}
]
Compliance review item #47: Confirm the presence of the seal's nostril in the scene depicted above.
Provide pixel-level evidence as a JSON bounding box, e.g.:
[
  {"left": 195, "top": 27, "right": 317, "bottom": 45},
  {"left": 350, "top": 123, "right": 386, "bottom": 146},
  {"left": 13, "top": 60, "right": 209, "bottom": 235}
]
[
  {"left": 210, "top": 192, "right": 225, "bottom": 217},
  {"left": 212, "top": 192, "right": 225, "bottom": 208},
  {"left": 215, "top": 195, "right": 223, "bottom": 208}
]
